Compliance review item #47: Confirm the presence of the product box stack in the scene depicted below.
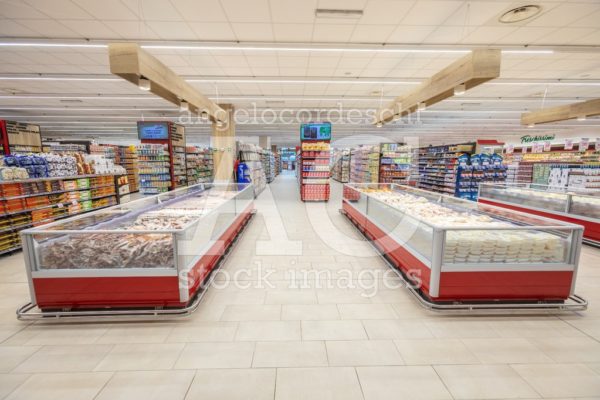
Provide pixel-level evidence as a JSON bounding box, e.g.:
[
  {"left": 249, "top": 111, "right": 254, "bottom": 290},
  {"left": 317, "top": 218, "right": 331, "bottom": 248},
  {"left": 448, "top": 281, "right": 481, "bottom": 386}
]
[
  {"left": 118, "top": 146, "right": 139, "bottom": 193},
  {"left": 331, "top": 149, "right": 350, "bottom": 183},
  {"left": 0, "top": 174, "right": 118, "bottom": 255},
  {"left": 350, "top": 145, "right": 379, "bottom": 183},
  {"left": 379, "top": 143, "right": 411, "bottom": 184},
  {"left": 137, "top": 144, "right": 171, "bottom": 195}
]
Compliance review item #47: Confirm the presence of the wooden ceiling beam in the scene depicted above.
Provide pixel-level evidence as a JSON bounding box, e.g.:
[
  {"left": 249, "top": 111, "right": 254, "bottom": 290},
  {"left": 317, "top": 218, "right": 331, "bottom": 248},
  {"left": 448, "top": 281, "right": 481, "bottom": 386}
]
[
  {"left": 521, "top": 98, "right": 600, "bottom": 125},
  {"left": 375, "top": 49, "right": 501, "bottom": 125},
  {"left": 108, "top": 43, "right": 226, "bottom": 123}
]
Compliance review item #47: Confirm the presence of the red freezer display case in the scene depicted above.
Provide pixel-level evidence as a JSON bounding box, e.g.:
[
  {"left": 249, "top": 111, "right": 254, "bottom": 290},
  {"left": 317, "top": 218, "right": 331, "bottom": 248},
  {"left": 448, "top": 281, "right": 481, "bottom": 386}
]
[
  {"left": 20, "top": 183, "right": 254, "bottom": 312},
  {"left": 478, "top": 183, "right": 600, "bottom": 246},
  {"left": 342, "top": 183, "right": 585, "bottom": 304}
]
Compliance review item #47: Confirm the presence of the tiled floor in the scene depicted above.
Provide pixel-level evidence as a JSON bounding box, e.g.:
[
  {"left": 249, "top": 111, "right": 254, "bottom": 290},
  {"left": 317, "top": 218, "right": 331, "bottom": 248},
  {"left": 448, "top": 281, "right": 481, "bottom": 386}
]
[{"left": 1, "top": 172, "right": 600, "bottom": 399}]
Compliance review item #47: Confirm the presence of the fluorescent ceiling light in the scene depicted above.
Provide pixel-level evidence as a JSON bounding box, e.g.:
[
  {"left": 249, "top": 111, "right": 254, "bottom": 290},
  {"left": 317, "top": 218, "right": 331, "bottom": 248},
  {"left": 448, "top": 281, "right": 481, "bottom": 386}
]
[
  {"left": 0, "top": 42, "right": 107, "bottom": 48},
  {"left": 0, "top": 76, "right": 120, "bottom": 81},
  {"left": 0, "top": 42, "right": 557, "bottom": 55},
  {"left": 188, "top": 78, "right": 418, "bottom": 85},
  {"left": 315, "top": 8, "right": 363, "bottom": 19},
  {"left": 141, "top": 44, "right": 470, "bottom": 54}
]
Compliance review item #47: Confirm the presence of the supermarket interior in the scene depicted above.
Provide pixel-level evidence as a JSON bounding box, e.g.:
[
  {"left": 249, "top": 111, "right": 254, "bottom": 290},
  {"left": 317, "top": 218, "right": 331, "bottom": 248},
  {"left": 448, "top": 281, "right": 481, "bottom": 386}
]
[{"left": 1, "top": 0, "right": 600, "bottom": 399}]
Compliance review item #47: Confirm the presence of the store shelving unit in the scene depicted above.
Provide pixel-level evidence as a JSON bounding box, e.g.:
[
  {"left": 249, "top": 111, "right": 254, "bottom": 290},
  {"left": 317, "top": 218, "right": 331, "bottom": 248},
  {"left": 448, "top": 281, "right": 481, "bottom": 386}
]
[
  {"left": 299, "top": 123, "right": 331, "bottom": 201},
  {"left": 342, "top": 183, "right": 586, "bottom": 309},
  {"left": 186, "top": 146, "right": 214, "bottom": 185},
  {"left": 238, "top": 142, "right": 266, "bottom": 197},
  {"left": 331, "top": 148, "right": 350, "bottom": 183},
  {"left": 136, "top": 143, "right": 171, "bottom": 195},
  {"left": 137, "top": 121, "right": 187, "bottom": 193},
  {"left": 118, "top": 145, "right": 139, "bottom": 193},
  {"left": 379, "top": 143, "right": 411, "bottom": 184},
  {"left": 172, "top": 145, "right": 187, "bottom": 189},
  {"left": 0, "top": 120, "right": 42, "bottom": 155},
  {"left": 0, "top": 174, "right": 119, "bottom": 255},
  {"left": 416, "top": 143, "right": 475, "bottom": 196},
  {"left": 350, "top": 145, "right": 379, "bottom": 183}
]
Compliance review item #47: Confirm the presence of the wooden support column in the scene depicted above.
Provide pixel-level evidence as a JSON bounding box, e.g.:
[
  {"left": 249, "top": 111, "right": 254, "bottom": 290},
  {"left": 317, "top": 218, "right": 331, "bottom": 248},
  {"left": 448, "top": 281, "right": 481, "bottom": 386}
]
[
  {"left": 211, "top": 104, "right": 236, "bottom": 182},
  {"left": 259, "top": 136, "right": 271, "bottom": 149}
]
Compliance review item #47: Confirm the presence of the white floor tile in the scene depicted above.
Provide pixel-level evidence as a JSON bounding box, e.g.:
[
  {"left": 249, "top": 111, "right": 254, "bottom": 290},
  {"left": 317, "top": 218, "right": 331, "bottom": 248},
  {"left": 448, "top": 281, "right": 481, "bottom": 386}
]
[
  {"left": 5, "top": 372, "right": 112, "bottom": 400},
  {"left": 301, "top": 320, "right": 367, "bottom": 341},
  {"left": 166, "top": 322, "right": 238, "bottom": 342},
  {"left": 253, "top": 341, "right": 328, "bottom": 367},
  {"left": 462, "top": 338, "right": 554, "bottom": 364},
  {"left": 394, "top": 339, "right": 480, "bottom": 365},
  {"left": 95, "top": 370, "right": 194, "bottom": 400},
  {"left": 95, "top": 343, "right": 184, "bottom": 371},
  {"left": 275, "top": 367, "right": 363, "bottom": 400},
  {"left": 174, "top": 342, "right": 255, "bottom": 369},
  {"left": 220, "top": 305, "right": 281, "bottom": 321},
  {"left": 281, "top": 304, "right": 340, "bottom": 320},
  {"left": 0, "top": 374, "right": 30, "bottom": 399},
  {"left": 529, "top": 336, "right": 600, "bottom": 363},
  {"left": 357, "top": 366, "right": 452, "bottom": 400},
  {"left": 435, "top": 364, "right": 540, "bottom": 399},
  {"left": 512, "top": 363, "right": 600, "bottom": 398},
  {"left": 326, "top": 340, "right": 404, "bottom": 366},
  {"left": 14, "top": 344, "right": 112, "bottom": 373},
  {"left": 0, "top": 346, "right": 40, "bottom": 373},
  {"left": 362, "top": 319, "right": 434, "bottom": 339},
  {"left": 337, "top": 304, "right": 398, "bottom": 319},
  {"left": 235, "top": 321, "right": 300, "bottom": 341},
  {"left": 186, "top": 368, "right": 275, "bottom": 400}
]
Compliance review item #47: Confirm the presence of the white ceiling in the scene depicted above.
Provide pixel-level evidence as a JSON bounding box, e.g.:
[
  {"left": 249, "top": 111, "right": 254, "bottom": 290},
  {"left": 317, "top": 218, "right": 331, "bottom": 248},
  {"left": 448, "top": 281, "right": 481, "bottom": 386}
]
[{"left": 0, "top": 0, "right": 599, "bottom": 146}]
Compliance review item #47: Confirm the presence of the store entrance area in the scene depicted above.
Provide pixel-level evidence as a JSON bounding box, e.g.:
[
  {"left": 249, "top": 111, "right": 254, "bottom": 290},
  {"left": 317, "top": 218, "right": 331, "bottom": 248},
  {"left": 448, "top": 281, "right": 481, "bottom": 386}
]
[{"left": 1, "top": 174, "right": 600, "bottom": 399}]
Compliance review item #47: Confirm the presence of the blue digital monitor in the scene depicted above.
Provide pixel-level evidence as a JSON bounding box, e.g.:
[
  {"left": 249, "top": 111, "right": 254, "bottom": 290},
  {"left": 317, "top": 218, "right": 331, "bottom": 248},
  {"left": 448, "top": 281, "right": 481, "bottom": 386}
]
[
  {"left": 138, "top": 122, "right": 169, "bottom": 140},
  {"left": 300, "top": 123, "right": 331, "bottom": 140}
]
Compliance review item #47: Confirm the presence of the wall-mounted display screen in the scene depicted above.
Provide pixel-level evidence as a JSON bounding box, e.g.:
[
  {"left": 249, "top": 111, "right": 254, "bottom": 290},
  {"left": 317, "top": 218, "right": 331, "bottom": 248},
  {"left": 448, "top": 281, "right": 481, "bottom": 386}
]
[
  {"left": 138, "top": 122, "right": 169, "bottom": 140},
  {"left": 300, "top": 123, "right": 331, "bottom": 140}
]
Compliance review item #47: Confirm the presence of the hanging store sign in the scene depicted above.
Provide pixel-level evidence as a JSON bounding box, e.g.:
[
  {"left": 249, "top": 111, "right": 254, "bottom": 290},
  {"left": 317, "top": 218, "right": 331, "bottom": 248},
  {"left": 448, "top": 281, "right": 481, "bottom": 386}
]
[
  {"left": 580, "top": 138, "right": 589, "bottom": 151},
  {"left": 543, "top": 141, "right": 552, "bottom": 152},
  {"left": 520, "top": 134, "right": 555, "bottom": 144},
  {"left": 565, "top": 138, "right": 574, "bottom": 150}
]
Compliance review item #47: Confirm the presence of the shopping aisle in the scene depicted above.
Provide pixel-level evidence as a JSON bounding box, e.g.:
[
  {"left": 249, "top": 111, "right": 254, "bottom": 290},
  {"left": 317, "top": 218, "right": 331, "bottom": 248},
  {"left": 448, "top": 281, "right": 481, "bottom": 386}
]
[{"left": 1, "top": 176, "right": 600, "bottom": 399}]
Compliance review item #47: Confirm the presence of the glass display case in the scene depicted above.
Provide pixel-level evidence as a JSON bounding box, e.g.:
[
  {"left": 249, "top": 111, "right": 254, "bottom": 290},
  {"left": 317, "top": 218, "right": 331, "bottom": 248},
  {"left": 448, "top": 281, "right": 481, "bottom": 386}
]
[
  {"left": 478, "top": 183, "right": 600, "bottom": 245},
  {"left": 21, "top": 182, "right": 255, "bottom": 310},
  {"left": 342, "top": 183, "right": 584, "bottom": 302}
]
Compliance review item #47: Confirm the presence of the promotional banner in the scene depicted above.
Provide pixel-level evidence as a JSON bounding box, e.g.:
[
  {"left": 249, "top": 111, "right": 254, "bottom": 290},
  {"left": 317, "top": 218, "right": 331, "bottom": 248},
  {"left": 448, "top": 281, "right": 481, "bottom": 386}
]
[
  {"left": 543, "top": 141, "right": 552, "bottom": 152},
  {"left": 596, "top": 139, "right": 600, "bottom": 151},
  {"left": 580, "top": 138, "right": 589, "bottom": 151},
  {"left": 506, "top": 144, "right": 514, "bottom": 154}
]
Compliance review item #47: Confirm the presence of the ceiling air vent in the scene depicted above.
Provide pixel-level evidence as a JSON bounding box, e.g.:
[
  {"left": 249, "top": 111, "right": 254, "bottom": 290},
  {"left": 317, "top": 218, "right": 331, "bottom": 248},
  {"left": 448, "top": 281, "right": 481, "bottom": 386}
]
[
  {"left": 315, "top": 9, "right": 363, "bottom": 19},
  {"left": 499, "top": 5, "right": 542, "bottom": 23}
]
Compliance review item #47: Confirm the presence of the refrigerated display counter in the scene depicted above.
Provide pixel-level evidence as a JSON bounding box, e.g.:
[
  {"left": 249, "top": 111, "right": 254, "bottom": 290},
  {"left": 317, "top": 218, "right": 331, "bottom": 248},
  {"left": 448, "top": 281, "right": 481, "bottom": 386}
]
[
  {"left": 342, "top": 183, "right": 585, "bottom": 307},
  {"left": 478, "top": 183, "right": 600, "bottom": 246},
  {"left": 20, "top": 182, "right": 255, "bottom": 314}
]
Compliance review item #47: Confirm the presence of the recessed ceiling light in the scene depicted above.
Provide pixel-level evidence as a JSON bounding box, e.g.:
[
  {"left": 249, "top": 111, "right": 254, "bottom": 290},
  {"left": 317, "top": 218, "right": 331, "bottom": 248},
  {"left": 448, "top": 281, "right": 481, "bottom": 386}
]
[
  {"left": 499, "top": 5, "right": 542, "bottom": 23},
  {"left": 315, "top": 8, "right": 363, "bottom": 19}
]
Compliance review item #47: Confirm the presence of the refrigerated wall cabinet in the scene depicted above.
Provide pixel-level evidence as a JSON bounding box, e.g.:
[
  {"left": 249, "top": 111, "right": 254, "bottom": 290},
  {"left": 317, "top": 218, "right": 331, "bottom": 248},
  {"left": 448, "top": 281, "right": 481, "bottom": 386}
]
[
  {"left": 342, "top": 183, "right": 584, "bottom": 303},
  {"left": 21, "top": 183, "right": 255, "bottom": 311},
  {"left": 478, "top": 183, "right": 600, "bottom": 246}
]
